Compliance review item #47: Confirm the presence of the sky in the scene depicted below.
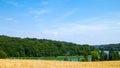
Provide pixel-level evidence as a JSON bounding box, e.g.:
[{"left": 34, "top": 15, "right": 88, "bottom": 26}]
[{"left": 0, "top": 0, "right": 120, "bottom": 45}]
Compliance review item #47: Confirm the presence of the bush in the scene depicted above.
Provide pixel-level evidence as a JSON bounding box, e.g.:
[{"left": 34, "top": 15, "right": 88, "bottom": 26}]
[
  {"left": 84, "top": 52, "right": 88, "bottom": 61},
  {"left": 0, "top": 50, "right": 8, "bottom": 59},
  {"left": 91, "top": 51, "right": 99, "bottom": 61},
  {"left": 100, "top": 49, "right": 108, "bottom": 61},
  {"left": 64, "top": 56, "right": 68, "bottom": 61}
]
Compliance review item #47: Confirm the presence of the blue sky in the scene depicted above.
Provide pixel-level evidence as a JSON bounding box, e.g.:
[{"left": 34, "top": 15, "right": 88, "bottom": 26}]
[{"left": 0, "top": 0, "right": 120, "bottom": 45}]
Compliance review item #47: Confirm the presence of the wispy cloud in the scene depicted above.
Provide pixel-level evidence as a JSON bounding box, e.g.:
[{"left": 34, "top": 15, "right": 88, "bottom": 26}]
[
  {"left": 2, "top": 17, "right": 17, "bottom": 23},
  {"left": 32, "top": 16, "right": 44, "bottom": 22},
  {"left": 62, "top": 9, "right": 78, "bottom": 18},
  {"left": 29, "top": 9, "right": 52, "bottom": 15},
  {"left": 5, "top": 18, "right": 13, "bottom": 20},
  {"left": 2, "top": 0, "right": 24, "bottom": 7},
  {"left": 41, "top": 1, "right": 49, "bottom": 5},
  {"left": 40, "top": 11, "right": 120, "bottom": 44},
  {"left": 41, "top": 24, "right": 108, "bottom": 38},
  {"left": 117, "top": 22, "right": 120, "bottom": 25},
  {"left": 8, "top": 1, "right": 23, "bottom": 7},
  {"left": 118, "top": 22, "right": 120, "bottom": 24},
  {"left": 27, "top": 8, "right": 52, "bottom": 22},
  {"left": 53, "top": 8, "right": 78, "bottom": 22}
]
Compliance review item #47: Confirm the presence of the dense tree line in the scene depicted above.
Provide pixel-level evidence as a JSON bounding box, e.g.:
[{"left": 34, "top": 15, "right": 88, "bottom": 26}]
[
  {"left": 94, "top": 48, "right": 120, "bottom": 61},
  {"left": 94, "top": 44, "right": 120, "bottom": 61},
  {"left": 91, "top": 48, "right": 120, "bottom": 61},
  {"left": 0, "top": 35, "right": 119, "bottom": 61},
  {"left": 0, "top": 35, "right": 96, "bottom": 58},
  {"left": 95, "top": 44, "right": 120, "bottom": 51}
]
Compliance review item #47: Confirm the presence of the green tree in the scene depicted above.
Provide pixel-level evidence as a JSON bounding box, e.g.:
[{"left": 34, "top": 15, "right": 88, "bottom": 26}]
[
  {"left": 84, "top": 52, "right": 88, "bottom": 61},
  {"left": 100, "top": 48, "right": 108, "bottom": 61},
  {"left": 103, "top": 53, "right": 108, "bottom": 60},
  {"left": 64, "top": 55, "right": 68, "bottom": 61},
  {"left": 0, "top": 50, "right": 8, "bottom": 58},
  {"left": 77, "top": 55, "right": 80, "bottom": 61},
  {"left": 115, "top": 50, "right": 119, "bottom": 60},
  {"left": 0, "top": 35, "right": 97, "bottom": 57},
  {"left": 100, "top": 49, "right": 104, "bottom": 61},
  {"left": 109, "top": 48, "right": 115, "bottom": 60},
  {"left": 91, "top": 51, "right": 99, "bottom": 61}
]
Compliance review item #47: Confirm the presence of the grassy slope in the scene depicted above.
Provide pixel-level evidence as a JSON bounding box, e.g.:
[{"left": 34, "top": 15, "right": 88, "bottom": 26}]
[{"left": 0, "top": 59, "right": 120, "bottom": 68}]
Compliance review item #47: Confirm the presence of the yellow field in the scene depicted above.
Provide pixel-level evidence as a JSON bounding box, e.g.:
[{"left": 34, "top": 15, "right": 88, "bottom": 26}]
[{"left": 0, "top": 59, "right": 120, "bottom": 68}]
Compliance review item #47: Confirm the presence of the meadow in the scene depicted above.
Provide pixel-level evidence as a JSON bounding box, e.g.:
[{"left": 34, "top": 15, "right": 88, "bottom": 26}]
[
  {"left": 10, "top": 56, "right": 91, "bottom": 61},
  {"left": 0, "top": 59, "right": 120, "bottom": 68}
]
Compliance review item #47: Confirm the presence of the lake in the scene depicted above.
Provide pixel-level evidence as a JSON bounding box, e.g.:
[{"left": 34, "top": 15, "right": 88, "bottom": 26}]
[{"left": 10, "top": 56, "right": 92, "bottom": 61}]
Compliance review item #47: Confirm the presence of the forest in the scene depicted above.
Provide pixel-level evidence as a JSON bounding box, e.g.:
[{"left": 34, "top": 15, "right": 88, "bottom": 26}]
[
  {"left": 0, "top": 35, "right": 96, "bottom": 57},
  {"left": 95, "top": 44, "right": 120, "bottom": 51},
  {"left": 0, "top": 35, "right": 120, "bottom": 61}
]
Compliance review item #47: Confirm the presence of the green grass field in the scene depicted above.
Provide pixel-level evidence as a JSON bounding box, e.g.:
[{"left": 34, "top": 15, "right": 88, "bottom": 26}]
[{"left": 10, "top": 55, "right": 91, "bottom": 61}]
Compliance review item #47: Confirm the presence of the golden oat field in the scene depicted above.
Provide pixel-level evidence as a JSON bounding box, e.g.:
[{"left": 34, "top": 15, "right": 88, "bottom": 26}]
[{"left": 0, "top": 59, "right": 120, "bottom": 68}]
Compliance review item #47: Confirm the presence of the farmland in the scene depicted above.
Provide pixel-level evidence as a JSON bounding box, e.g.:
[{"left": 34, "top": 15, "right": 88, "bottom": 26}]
[{"left": 0, "top": 59, "right": 120, "bottom": 68}]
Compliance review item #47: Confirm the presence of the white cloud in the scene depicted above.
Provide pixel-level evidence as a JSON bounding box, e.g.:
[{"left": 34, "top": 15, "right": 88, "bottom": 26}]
[
  {"left": 3, "top": 18, "right": 16, "bottom": 23},
  {"left": 33, "top": 16, "right": 44, "bottom": 22},
  {"left": 9, "top": 2, "right": 22, "bottom": 7},
  {"left": 29, "top": 9, "right": 51, "bottom": 15},
  {"left": 27, "top": 9, "right": 52, "bottom": 22},
  {"left": 41, "top": 1, "right": 49, "bottom": 5},
  {"left": 53, "top": 9, "right": 78, "bottom": 22},
  {"left": 5, "top": 18, "right": 13, "bottom": 21},
  {"left": 42, "top": 24, "right": 108, "bottom": 38},
  {"left": 117, "top": 22, "right": 120, "bottom": 25},
  {"left": 31, "top": 12, "right": 120, "bottom": 44},
  {"left": 4, "top": 31, "right": 41, "bottom": 38},
  {"left": 3, "top": 0, "right": 24, "bottom": 7},
  {"left": 63, "top": 9, "right": 78, "bottom": 18}
]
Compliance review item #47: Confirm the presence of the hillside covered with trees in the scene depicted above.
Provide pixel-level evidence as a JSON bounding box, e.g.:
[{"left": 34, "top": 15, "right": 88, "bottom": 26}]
[
  {"left": 95, "top": 44, "right": 120, "bottom": 51},
  {"left": 0, "top": 35, "right": 96, "bottom": 58}
]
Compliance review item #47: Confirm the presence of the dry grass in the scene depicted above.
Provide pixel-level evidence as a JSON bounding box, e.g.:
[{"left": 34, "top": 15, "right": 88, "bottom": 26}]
[{"left": 0, "top": 59, "right": 120, "bottom": 68}]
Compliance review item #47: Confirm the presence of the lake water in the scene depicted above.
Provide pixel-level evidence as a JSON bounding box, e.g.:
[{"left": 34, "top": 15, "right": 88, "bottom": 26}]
[
  {"left": 70, "top": 51, "right": 120, "bottom": 62},
  {"left": 99, "top": 51, "right": 120, "bottom": 54}
]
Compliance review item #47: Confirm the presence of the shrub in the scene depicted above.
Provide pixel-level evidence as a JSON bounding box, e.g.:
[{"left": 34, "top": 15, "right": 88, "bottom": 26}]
[
  {"left": 64, "top": 56, "right": 68, "bottom": 61},
  {"left": 0, "top": 50, "right": 8, "bottom": 59},
  {"left": 91, "top": 51, "right": 99, "bottom": 61}
]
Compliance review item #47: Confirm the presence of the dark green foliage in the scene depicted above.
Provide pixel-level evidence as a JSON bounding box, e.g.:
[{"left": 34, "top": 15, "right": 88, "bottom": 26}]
[
  {"left": 100, "top": 48, "right": 108, "bottom": 61},
  {"left": 0, "top": 50, "right": 8, "bottom": 58},
  {"left": 95, "top": 44, "right": 120, "bottom": 61},
  {"left": 96, "top": 44, "right": 120, "bottom": 51},
  {"left": 83, "top": 52, "right": 88, "bottom": 61},
  {"left": 64, "top": 56, "right": 68, "bottom": 61},
  {"left": 0, "top": 35, "right": 119, "bottom": 61},
  {"left": 0, "top": 35, "right": 96, "bottom": 57},
  {"left": 91, "top": 51, "right": 99, "bottom": 61},
  {"left": 77, "top": 55, "right": 80, "bottom": 61},
  {"left": 114, "top": 50, "right": 120, "bottom": 60},
  {"left": 108, "top": 48, "right": 120, "bottom": 60},
  {"left": 100, "top": 49, "right": 104, "bottom": 61},
  {"left": 109, "top": 48, "right": 115, "bottom": 60},
  {"left": 117, "top": 51, "right": 120, "bottom": 60},
  {"left": 103, "top": 53, "right": 108, "bottom": 60}
]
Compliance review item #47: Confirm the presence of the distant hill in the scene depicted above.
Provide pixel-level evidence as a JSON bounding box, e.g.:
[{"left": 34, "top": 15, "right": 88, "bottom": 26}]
[
  {"left": 0, "top": 35, "right": 96, "bottom": 57},
  {"left": 95, "top": 44, "right": 120, "bottom": 51}
]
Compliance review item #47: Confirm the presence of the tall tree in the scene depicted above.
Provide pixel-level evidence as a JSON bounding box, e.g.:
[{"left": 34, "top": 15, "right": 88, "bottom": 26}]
[
  {"left": 0, "top": 35, "right": 97, "bottom": 57},
  {"left": 91, "top": 51, "right": 99, "bottom": 61},
  {"left": 0, "top": 50, "right": 8, "bottom": 58},
  {"left": 100, "top": 48, "right": 108, "bottom": 61},
  {"left": 84, "top": 51, "right": 88, "bottom": 61},
  {"left": 109, "top": 48, "right": 115, "bottom": 60}
]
